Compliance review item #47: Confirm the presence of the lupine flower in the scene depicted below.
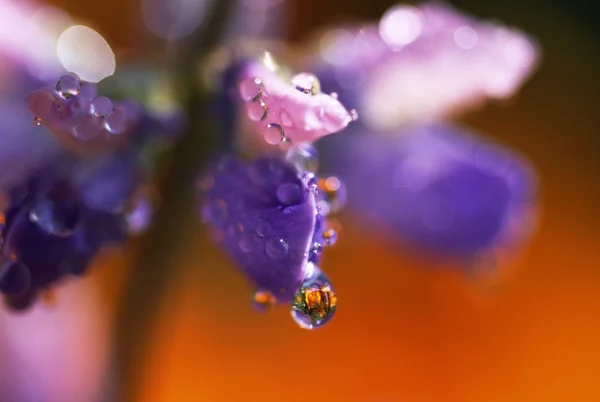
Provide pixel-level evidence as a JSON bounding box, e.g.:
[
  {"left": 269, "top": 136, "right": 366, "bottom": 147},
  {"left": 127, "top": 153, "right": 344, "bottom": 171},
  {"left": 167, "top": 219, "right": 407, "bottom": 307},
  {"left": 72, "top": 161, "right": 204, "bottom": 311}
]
[{"left": 198, "top": 55, "right": 352, "bottom": 329}]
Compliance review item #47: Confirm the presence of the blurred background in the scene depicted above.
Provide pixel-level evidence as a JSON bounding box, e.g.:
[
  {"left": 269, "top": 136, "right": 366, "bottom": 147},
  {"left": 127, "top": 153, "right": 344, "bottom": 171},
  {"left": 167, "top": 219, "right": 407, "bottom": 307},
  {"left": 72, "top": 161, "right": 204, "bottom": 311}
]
[{"left": 2, "top": 0, "right": 600, "bottom": 401}]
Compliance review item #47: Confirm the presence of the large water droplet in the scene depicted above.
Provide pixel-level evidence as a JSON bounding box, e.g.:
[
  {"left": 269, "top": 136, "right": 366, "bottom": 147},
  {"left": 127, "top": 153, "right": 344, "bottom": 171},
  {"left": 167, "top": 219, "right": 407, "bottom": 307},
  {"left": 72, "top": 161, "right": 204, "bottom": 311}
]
[
  {"left": 286, "top": 144, "right": 319, "bottom": 172},
  {"left": 266, "top": 237, "right": 289, "bottom": 259},
  {"left": 55, "top": 74, "right": 81, "bottom": 99},
  {"left": 276, "top": 182, "right": 301, "bottom": 205},
  {"left": 264, "top": 123, "right": 284, "bottom": 145},
  {"left": 291, "top": 263, "right": 337, "bottom": 329},
  {"left": 0, "top": 261, "right": 31, "bottom": 295},
  {"left": 239, "top": 77, "right": 263, "bottom": 102},
  {"left": 246, "top": 100, "right": 268, "bottom": 122},
  {"left": 291, "top": 73, "right": 321, "bottom": 95},
  {"left": 252, "top": 290, "right": 277, "bottom": 312}
]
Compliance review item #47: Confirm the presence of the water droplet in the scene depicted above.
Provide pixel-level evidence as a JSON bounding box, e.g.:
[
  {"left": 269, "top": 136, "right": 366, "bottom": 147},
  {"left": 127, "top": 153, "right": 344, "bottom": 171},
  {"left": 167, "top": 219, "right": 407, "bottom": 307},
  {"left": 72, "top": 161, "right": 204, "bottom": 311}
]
[
  {"left": 73, "top": 114, "right": 104, "bottom": 140},
  {"left": 330, "top": 92, "right": 339, "bottom": 99},
  {"left": 252, "top": 290, "right": 277, "bottom": 312},
  {"left": 239, "top": 232, "right": 260, "bottom": 253},
  {"left": 33, "top": 116, "right": 42, "bottom": 126},
  {"left": 323, "top": 229, "right": 338, "bottom": 246},
  {"left": 350, "top": 109, "right": 359, "bottom": 121},
  {"left": 310, "top": 242, "right": 324, "bottom": 259},
  {"left": 291, "top": 73, "right": 321, "bottom": 95},
  {"left": 30, "top": 194, "right": 80, "bottom": 238},
  {"left": 280, "top": 110, "right": 293, "bottom": 127},
  {"left": 104, "top": 107, "right": 128, "bottom": 134},
  {"left": 279, "top": 137, "right": 293, "bottom": 152},
  {"left": 246, "top": 100, "right": 268, "bottom": 122},
  {"left": 318, "top": 176, "right": 347, "bottom": 214},
  {"left": 0, "top": 261, "right": 31, "bottom": 295},
  {"left": 239, "top": 77, "right": 264, "bottom": 102},
  {"left": 125, "top": 195, "right": 153, "bottom": 234},
  {"left": 276, "top": 182, "right": 301, "bottom": 205},
  {"left": 286, "top": 144, "right": 319, "bottom": 172},
  {"left": 266, "top": 237, "right": 289, "bottom": 259},
  {"left": 91, "top": 96, "right": 113, "bottom": 118},
  {"left": 264, "top": 123, "right": 285, "bottom": 145},
  {"left": 55, "top": 74, "right": 81, "bottom": 99},
  {"left": 256, "top": 221, "right": 270, "bottom": 237},
  {"left": 291, "top": 263, "right": 337, "bottom": 330}
]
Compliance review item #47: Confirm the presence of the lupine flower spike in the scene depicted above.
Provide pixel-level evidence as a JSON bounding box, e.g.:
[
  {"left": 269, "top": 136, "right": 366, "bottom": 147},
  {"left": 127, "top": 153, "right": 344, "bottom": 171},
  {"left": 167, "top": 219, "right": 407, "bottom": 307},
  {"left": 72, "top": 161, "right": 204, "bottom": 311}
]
[{"left": 198, "top": 54, "right": 354, "bottom": 329}]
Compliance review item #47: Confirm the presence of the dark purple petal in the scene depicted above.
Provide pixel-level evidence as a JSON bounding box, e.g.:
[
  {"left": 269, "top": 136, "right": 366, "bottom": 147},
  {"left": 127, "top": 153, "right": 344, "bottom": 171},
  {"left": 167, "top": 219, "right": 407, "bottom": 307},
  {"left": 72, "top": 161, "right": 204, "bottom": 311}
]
[{"left": 199, "top": 156, "right": 318, "bottom": 301}]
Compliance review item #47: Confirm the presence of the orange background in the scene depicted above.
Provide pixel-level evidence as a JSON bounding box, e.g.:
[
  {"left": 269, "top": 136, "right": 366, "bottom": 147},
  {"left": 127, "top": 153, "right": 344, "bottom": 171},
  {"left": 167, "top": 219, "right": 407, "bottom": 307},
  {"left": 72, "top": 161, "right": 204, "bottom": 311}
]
[{"left": 41, "top": 0, "right": 600, "bottom": 401}]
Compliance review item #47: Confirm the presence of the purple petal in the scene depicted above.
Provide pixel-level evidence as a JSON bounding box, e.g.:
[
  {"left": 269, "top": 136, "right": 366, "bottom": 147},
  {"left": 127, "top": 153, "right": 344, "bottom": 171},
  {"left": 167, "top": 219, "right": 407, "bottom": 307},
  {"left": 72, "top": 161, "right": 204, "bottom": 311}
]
[
  {"left": 320, "top": 123, "right": 538, "bottom": 257},
  {"left": 199, "top": 156, "right": 318, "bottom": 301}
]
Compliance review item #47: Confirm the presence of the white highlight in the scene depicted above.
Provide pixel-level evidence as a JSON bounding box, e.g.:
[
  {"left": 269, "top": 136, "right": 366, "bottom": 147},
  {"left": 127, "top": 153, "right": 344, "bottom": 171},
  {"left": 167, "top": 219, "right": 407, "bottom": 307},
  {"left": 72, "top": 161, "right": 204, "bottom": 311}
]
[
  {"left": 57, "top": 25, "right": 115, "bottom": 82},
  {"left": 379, "top": 6, "right": 422, "bottom": 48}
]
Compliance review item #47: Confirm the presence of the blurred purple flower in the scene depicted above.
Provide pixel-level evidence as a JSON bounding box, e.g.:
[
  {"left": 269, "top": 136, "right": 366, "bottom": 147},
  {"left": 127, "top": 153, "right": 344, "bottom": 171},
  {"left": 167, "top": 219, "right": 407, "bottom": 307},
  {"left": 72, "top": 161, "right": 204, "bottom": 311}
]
[
  {"left": 310, "top": 2, "right": 539, "bottom": 131},
  {"left": 320, "top": 123, "right": 537, "bottom": 259}
]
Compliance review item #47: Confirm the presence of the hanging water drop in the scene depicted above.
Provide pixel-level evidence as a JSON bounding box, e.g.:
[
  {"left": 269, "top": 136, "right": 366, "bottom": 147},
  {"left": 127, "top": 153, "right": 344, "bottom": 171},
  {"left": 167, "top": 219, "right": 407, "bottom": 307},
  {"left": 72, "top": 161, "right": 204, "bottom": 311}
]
[
  {"left": 290, "top": 263, "right": 337, "bottom": 329},
  {"left": 104, "top": 107, "right": 128, "bottom": 134},
  {"left": 350, "top": 109, "right": 359, "bottom": 121},
  {"left": 252, "top": 290, "right": 277, "bottom": 312}
]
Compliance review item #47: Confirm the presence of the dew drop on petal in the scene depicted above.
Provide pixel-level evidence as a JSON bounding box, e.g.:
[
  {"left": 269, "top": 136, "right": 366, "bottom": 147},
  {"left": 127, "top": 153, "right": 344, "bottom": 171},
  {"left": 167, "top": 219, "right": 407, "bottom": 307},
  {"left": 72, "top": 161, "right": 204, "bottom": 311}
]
[
  {"left": 266, "top": 237, "right": 289, "bottom": 259},
  {"left": 291, "top": 73, "right": 321, "bottom": 95},
  {"left": 104, "top": 107, "right": 128, "bottom": 134},
  {"left": 91, "top": 96, "right": 113, "bottom": 118},
  {"left": 280, "top": 110, "right": 293, "bottom": 127},
  {"left": 239, "top": 232, "right": 260, "bottom": 253},
  {"left": 246, "top": 100, "right": 268, "bottom": 122},
  {"left": 276, "top": 182, "right": 300, "bottom": 205},
  {"left": 350, "top": 109, "right": 359, "bottom": 121},
  {"left": 264, "top": 123, "right": 284, "bottom": 145},
  {"left": 256, "top": 221, "right": 270, "bottom": 237},
  {"left": 291, "top": 263, "right": 337, "bottom": 329},
  {"left": 55, "top": 74, "right": 81, "bottom": 99},
  {"left": 73, "top": 114, "right": 104, "bottom": 140},
  {"left": 252, "top": 290, "right": 277, "bottom": 312},
  {"left": 239, "top": 77, "right": 263, "bottom": 101},
  {"left": 29, "top": 196, "right": 80, "bottom": 237},
  {"left": 323, "top": 229, "right": 338, "bottom": 246}
]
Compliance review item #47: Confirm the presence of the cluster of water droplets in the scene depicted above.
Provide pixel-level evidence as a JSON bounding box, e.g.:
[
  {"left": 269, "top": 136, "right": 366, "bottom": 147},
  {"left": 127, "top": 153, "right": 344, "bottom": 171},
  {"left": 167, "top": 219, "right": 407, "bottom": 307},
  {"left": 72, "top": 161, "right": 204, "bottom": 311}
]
[{"left": 27, "top": 74, "right": 132, "bottom": 143}]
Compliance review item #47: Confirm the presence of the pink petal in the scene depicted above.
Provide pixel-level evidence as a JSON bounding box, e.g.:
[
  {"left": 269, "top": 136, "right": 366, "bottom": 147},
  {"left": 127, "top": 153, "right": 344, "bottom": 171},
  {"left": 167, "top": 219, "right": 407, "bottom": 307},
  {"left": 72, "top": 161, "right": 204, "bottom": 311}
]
[{"left": 238, "top": 60, "right": 354, "bottom": 145}]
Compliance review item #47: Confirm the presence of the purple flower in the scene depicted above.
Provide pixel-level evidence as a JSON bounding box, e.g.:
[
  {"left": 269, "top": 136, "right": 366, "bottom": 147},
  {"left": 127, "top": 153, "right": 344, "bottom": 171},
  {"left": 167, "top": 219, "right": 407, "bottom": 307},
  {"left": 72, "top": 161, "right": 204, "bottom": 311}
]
[
  {"left": 311, "top": 2, "right": 539, "bottom": 131},
  {"left": 198, "top": 154, "right": 337, "bottom": 329},
  {"left": 320, "top": 123, "right": 537, "bottom": 259}
]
